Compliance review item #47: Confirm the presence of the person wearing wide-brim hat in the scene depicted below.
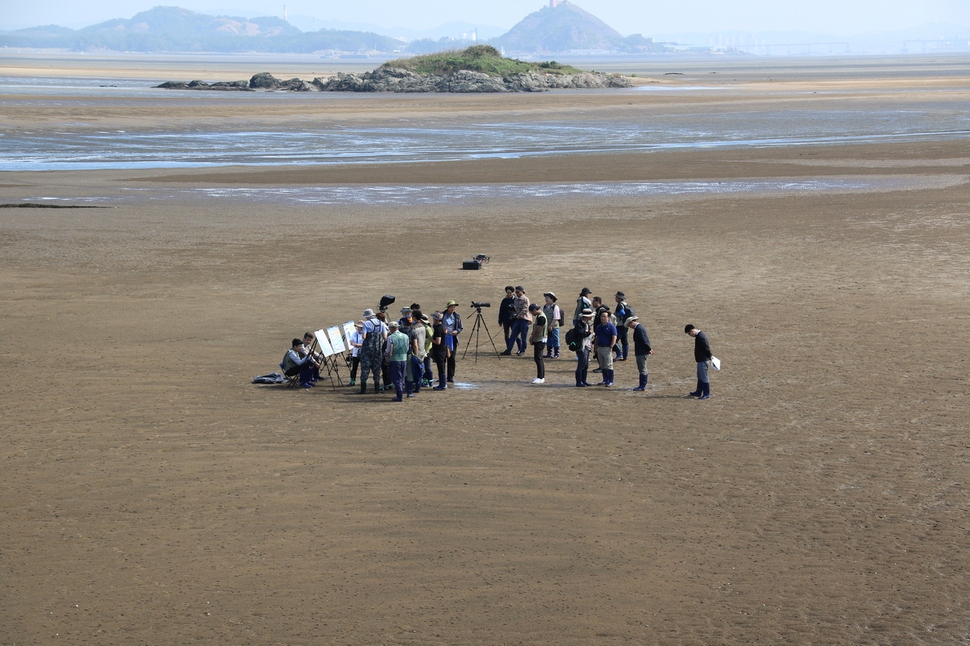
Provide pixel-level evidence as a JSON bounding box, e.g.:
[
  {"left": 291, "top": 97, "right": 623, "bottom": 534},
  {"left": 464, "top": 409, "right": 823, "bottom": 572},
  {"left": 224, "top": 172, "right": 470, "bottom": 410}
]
[
  {"left": 574, "top": 307, "right": 596, "bottom": 387},
  {"left": 347, "top": 320, "right": 365, "bottom": 387},
  {"left": 358, "top": 308, "right": 387, "bottom": 394},
  {"left": 542, "top": 292, "right": 562, "bottom": 359},
  {"left": 442, "top": 300, "right": 463, "bottom": 383}
]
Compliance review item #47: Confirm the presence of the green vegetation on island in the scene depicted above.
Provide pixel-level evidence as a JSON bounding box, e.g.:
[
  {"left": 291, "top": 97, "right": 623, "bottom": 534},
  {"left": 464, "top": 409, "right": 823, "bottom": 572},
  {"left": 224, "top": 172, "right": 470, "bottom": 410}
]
[{"left": 382, "top": 45, "right": 583, "bottom": 77}]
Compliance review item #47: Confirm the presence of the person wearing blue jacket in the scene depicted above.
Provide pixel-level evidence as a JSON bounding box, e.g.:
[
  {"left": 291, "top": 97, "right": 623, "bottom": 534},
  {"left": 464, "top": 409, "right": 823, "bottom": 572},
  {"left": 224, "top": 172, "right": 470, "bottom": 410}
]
[{"left": 594, "top": 310, "right": 618, "bottom": 387}]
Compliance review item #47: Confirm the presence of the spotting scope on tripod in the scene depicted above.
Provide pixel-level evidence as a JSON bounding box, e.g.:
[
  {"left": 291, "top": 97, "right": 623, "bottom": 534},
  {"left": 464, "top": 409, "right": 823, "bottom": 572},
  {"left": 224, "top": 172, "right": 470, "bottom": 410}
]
[{"left": 462, "top": 301, "right": 502, "bottom": 362}]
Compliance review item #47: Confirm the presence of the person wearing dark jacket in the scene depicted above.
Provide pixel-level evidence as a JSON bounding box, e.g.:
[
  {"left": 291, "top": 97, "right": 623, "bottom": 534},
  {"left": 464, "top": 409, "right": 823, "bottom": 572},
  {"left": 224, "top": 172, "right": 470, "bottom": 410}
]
[
  {"left": 626, "top": 316, "right": 654, "bottom": 391},
  {"left": 685, "top": 324, "right": 713, "bottom": 399},
  {"left": 498, "top": 286, "right": 516, "bottom": 351},
  {"left": 574, "top": 308, "right": 595, "bottom": 387},
  {"left": 430, "top": 311, "right": 449, "bottom": 390},
  {"left": 442, "top": 300, "right": 463, "bottom": 382},
  {"left": 281, "top": 338, "right": 317, "bottom": 389},
  {"left": 613, "top": 291, "right": 635, "bottom": 361}
]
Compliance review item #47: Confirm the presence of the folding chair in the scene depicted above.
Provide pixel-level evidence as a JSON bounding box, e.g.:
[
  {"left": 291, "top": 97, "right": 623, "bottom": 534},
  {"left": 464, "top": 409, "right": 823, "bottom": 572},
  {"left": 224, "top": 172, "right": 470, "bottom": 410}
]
[{"left": 280, "top": 361, "right": 302, "bottom": 388}]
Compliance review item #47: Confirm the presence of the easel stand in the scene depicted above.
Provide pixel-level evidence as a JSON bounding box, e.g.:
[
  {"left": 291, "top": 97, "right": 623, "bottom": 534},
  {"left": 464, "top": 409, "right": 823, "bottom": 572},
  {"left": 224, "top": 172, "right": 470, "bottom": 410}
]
[
  {"left": 462, "top": 306, "right": 503, "bottom": 362},
  {"left": 321, "top": 353, "right": 344, "bottom": 389},
  {"left": 308, "top": 339, "right": 344, "bottom": 391}
]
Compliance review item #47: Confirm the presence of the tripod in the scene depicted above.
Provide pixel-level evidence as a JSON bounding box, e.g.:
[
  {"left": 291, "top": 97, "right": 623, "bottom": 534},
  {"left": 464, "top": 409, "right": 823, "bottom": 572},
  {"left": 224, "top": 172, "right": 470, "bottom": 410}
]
[{"left": 462, "top": 306, "right": 503, "bottom": 362}]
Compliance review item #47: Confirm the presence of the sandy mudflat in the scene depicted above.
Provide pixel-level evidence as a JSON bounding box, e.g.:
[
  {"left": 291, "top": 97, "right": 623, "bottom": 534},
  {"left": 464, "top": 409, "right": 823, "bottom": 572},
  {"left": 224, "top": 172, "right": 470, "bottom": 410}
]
[{"left": 2, "top": 56, "right": 970, "bottom": 645}]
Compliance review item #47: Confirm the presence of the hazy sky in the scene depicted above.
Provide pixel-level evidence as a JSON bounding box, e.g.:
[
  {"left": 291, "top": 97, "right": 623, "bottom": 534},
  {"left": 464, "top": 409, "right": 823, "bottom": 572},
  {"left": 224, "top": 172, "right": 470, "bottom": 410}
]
[{"left": 3, "top": 0, "right": 970, "bottom": 35}]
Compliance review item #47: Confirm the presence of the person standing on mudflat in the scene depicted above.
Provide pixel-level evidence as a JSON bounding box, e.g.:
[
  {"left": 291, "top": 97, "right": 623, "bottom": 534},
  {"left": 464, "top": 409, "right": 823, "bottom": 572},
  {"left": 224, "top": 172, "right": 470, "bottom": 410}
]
[
  {"left": 430, "top": 311, "right": 448, "bottom": 391},
  {"left": 498, "top": 286, "right": 516, "bottom": 353},
  {"left": 613, "top": 291, "right": 635, "bottom": 361},
  {"left": 594, "top": 310, "right": 618, "bottom": 387},
  {"left": 528, "top": 303, "right": 548, "bottom": 384},
  {"left": 442, "top": 300, "right": 463, "bottom": 383},
  {"left": 542, "top": 292, "right": 562, "bottom": 359},
  {"left": 574, "top": 308, "right": 595, "bottom": 387},
  {"left": 685, "top": 323, "right": 713, "bottom": 400},
  {"left": 626, "top": 316, "right": 654, "bottom": 392},
  {"left": 502, "top": 286, "right": 531, "bottom": 355},
  {"left": 385, "top": 321, "right": 410, "bottom": 402},
  {"left": 358, "top": 308, "right": 387, "bottom": 394},
  {"left": 573, "top": 287, "right": 592, "bottom": 327}
]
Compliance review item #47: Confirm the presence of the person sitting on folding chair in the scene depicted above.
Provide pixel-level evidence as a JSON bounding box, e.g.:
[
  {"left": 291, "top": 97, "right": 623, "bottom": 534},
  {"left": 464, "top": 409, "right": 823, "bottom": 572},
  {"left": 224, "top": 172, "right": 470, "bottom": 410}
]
[
  {"left": 280, "top": 338, "right": 318, "bottom": 389},
  {"left": 302, "top": 331, "right": 324, "bottom": 383}
]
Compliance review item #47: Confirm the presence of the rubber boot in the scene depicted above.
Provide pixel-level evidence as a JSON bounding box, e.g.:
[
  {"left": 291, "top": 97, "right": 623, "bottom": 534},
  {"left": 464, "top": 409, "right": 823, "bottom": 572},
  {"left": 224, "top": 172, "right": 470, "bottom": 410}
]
[
  {"left": 633, "top": 373, "right": 647, "bottom": 391},
  {"left": 359, "top": 382, "right": 367, "bottom": 394},
  {"left": 604, "top": 369, "right": 614, "bottom": 386},
  {"left": 699, "top": 382, "right": 711, "bottom": 399},
  {"left": 622, "top": 344, "right": 629, "bottom": 360},
  {"left": 689, "top": 380, "right": 702, "bottom": 397}
]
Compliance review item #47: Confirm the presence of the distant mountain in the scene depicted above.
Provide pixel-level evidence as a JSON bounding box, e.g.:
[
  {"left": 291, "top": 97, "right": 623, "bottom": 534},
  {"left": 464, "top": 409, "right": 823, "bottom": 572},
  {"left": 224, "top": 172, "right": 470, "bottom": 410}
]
[
  {"left": 0, "top": 5, "right": 402, "bottom": 54},
  {"left": 491, "top": 1, "right": 664, "bottom": 55}
]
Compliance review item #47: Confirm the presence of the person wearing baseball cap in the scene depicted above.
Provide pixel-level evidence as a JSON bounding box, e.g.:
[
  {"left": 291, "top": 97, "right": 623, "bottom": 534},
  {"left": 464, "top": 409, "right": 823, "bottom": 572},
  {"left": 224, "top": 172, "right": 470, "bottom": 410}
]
[{"left": 614, "top": 291, "right": 636, "bottom": 361}]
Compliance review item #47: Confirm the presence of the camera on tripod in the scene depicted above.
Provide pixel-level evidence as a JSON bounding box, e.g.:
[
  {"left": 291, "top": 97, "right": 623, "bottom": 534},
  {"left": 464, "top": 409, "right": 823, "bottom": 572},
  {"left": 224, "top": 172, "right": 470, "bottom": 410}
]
[
  {"left": 470, "top": 301, "right": 490, "bottom": 309},
  {"left": 378, "top": 295, "right": 396, "bottom": 312}
]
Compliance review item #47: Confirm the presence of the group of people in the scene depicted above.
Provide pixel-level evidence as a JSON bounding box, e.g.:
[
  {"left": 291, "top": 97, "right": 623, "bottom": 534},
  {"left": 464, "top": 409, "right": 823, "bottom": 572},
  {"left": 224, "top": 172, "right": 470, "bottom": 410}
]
[
  {"left": 498, "top": 285, "right": 715, "bottom": 397},
  {"left": 352, "top": 302, "right": 463, "bottom": 401},
  {"left": 497, "top": 286, "right": 651, "bottom": 389},
  {"left": 281, "top": 288, "right": 716, "bottom": 400}
]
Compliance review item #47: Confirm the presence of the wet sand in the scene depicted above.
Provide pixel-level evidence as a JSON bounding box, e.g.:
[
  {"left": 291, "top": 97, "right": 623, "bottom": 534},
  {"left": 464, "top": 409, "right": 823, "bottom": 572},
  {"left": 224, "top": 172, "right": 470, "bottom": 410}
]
[{"left": 2, "top": 56, "right": 970, "bottom": 644}]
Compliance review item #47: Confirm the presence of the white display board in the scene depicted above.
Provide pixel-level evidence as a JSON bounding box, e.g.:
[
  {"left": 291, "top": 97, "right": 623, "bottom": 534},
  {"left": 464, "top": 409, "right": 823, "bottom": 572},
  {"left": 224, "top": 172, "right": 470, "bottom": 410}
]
[
  {"left": 327, "top": 326, "right": 346, "bottom": 354},
  {"left": 314, "top": 329, "right": 335, "bottom": 357},
  {"left": 342, "top": 321, "right": 356, "bottom": 346}
]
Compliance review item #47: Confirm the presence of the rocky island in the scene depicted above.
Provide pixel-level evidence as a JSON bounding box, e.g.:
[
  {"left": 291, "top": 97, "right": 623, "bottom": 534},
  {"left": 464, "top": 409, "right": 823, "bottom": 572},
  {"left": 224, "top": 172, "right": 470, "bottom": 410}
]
[{"left": 156, "top": 45, "right": 631, "bottom": 93}]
